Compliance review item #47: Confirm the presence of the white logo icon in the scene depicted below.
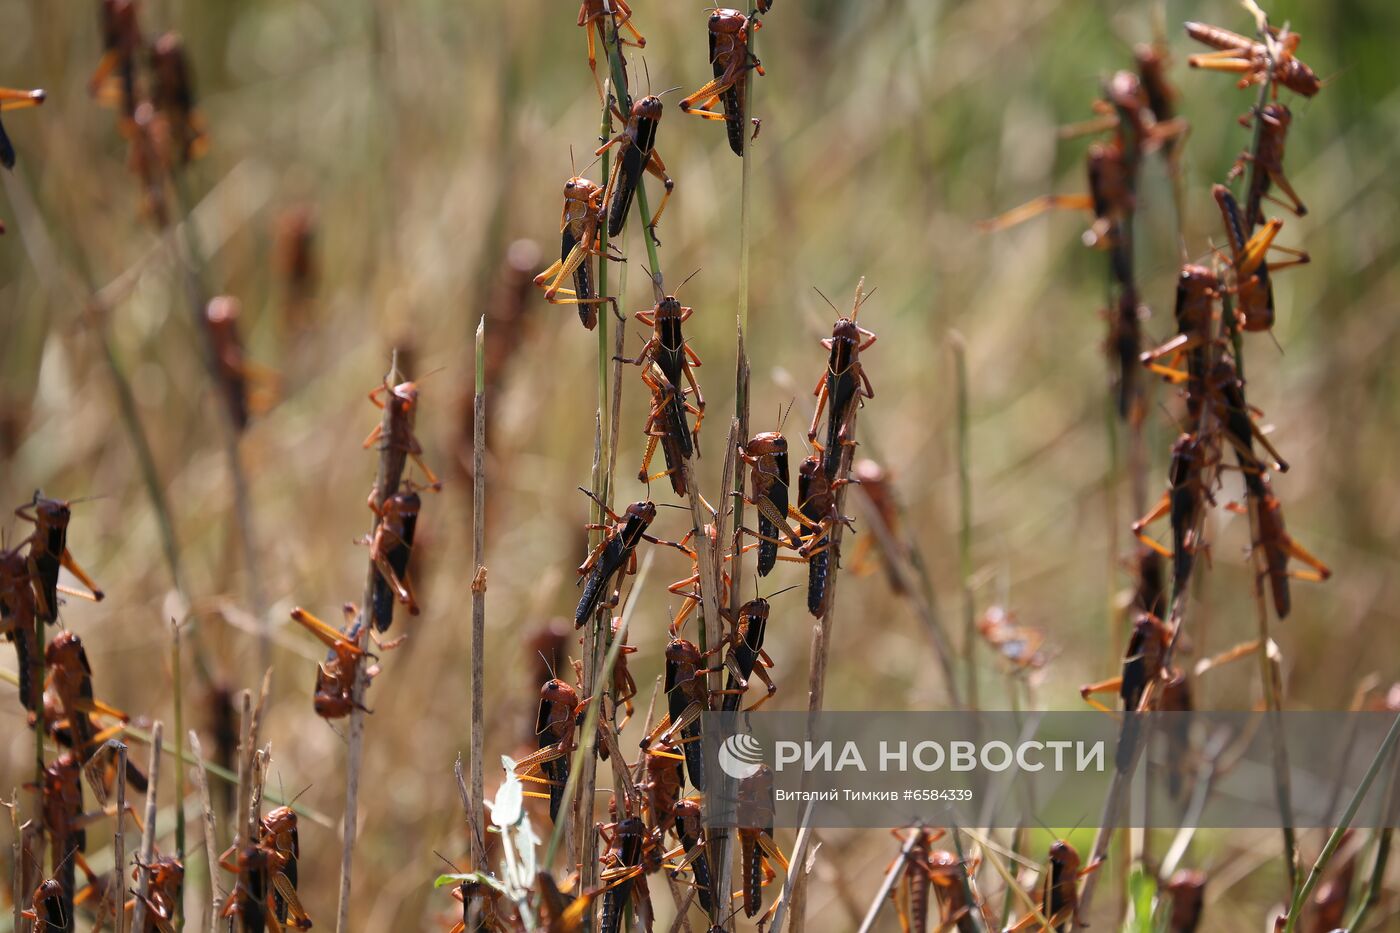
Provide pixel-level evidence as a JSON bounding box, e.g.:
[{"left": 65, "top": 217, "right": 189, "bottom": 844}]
[{"left": 718, "top": 732, "right": 764, "bottom": 779}]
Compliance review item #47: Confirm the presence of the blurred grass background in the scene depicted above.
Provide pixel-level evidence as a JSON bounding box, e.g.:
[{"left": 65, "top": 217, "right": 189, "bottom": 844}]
[{"left": 3, "top": 0, "right": 1400, "bottom": 928}]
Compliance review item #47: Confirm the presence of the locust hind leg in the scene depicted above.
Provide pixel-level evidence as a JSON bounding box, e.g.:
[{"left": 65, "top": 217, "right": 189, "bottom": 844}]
[
  {"left": 978, "top": 194, "right": 1096, "bottom": 233},
  {"left": 678, "top": 78, "right": 726, "bottom": 115},
  {"left": 642, "top": 150, "right": 675, "bottom": 242},
  {"left": 1079, "top": 676, "right": 1124, "bottom": 714},
  {"left": 1264, "top": 166, "right": 1307, "bottom": 217}
]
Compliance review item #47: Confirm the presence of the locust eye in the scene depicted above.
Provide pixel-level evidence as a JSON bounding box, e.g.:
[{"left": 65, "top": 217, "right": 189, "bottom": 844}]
[{"left": 565, "top": 181, "right": 575, "bottom": 190}]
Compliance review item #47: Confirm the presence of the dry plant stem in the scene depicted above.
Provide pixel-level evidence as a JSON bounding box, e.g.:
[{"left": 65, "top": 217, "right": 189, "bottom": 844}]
[
  {"left": 114, "top": 742, "right": 128, "bottom": 933},
  {"left": 234, "top": 689, "right": 251, "bottom": 851},
  {"left": 130, "top": 723, "right": 164, "bottom": 933},
  {"left": 336, "top": 349, "right": 407, "bottom": 933},
  {"left": 470, "top": 318, "right": 487, "bottom": 870},
  {"left": 769, "top": 804, "right": 815, "bottom": 933},
  {"left": 453, "top": 756, "right": 475, "bottom": 841},
  {"left": 854, "top": 827, "right": 919, "bottom": 933},
  {"left": 32, "top": 612, "right": 43, "bottom": 819},
  {"left": 1283, "top": 713, "right": 1400, "bottom": 932},
  {"left": 188, "top": 731, "right": 223, "bottom": 928},
  {"left": 171, "top": 619, "right": 187, "bottom": 924},
  {"left": 9, "top": 791, "right": 20, "bottom": 933},
  {"left": 246, "top": 671, "right": 273, "bottom": 840},
  {"left": 952, "top": 333, "right": 978, "bottom": 709}
]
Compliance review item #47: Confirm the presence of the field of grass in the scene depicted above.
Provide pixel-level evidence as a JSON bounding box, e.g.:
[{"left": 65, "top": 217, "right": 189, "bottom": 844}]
[{"left": 3, "top": 0, "right": 1400, "bottom": 930}]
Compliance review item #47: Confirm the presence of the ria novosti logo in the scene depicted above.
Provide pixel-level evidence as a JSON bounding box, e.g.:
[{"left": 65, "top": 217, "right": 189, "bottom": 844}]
[{"left": 717, "top": 731, "right": 765, "bottom": 779}]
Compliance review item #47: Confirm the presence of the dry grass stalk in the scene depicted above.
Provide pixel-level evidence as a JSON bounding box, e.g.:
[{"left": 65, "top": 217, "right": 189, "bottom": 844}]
[
  {"left": 187, "top": 730, "right": 224, "bottom": 927},
  {"left": 233, "top": 689, "right": 251, "bottom": 849},
  {"left": 129, "top": 723, "right": 164, "bottom": 932},
  {"left": 854, "top": 825, "right": 918, "bottom": 933},
  {"left": 9, "top": 790, "right": 21, "bottom": 933},
  {"left": 113, "top": 741, "right": 128, "bottom": 933},
  {"left": 471, "top": 317, "right": 488, "bottom": 870}
]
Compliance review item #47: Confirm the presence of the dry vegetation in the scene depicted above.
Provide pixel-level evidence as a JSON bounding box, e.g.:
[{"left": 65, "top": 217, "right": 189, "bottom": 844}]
[{"left": 3, "top": 0, "right": 1400, "bottom": 931}]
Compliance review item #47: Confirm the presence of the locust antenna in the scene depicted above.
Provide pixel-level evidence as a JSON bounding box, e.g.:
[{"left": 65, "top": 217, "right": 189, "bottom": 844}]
[
  {"left": 812, "top": 286, "right": 841, "bottom": 315},
  {"left": 673, "top": 267, "right": 703, "bottom": 297},
  {"left": 539, "top": 650, "right": 558, "bottom": 682}
]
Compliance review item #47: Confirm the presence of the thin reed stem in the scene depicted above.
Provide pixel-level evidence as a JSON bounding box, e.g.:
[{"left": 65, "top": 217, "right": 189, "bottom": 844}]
[
  {"left": 188, "top": 731, "right": 223, "bottom": 928},
  {"left": 32, "top": 612, "right": 43, "bottom": 821},
  {"left": 952, "top": 333, "right": 978, "bottom": 710},
  {"left": 9, "top": 790, "right": 21, "bottom": 933},
  {"left": 854, "top": 828, "right": 918, "bottom": 933},
  {"left": 171, "top": 618, "right": 186, "bottom": 931},
  {"left": 335, "top": 349, "right": 407, "bottom": 933},
  {"left": 233, "top": 689, "right": 251, "bottom": 851},
  {"left": 129, "top": 723, "right": 164, "bottom": 933},
  {"left": 470, "top": 318, "right": 488, "bottom": 871},
  {"left": 114, "top": 741, "right": 128, "bottom": 933}
]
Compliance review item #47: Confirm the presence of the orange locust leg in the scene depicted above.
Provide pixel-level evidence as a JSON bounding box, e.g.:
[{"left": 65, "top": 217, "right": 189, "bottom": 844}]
[
  {"left": 1080, "top": 676, "right": 1123, "bottom": 714},
  {"left": 0, "top": 88, "right": 45, "bottom": 111},
  {"left": 978, "top": 194, "right": 1096, "bottom": 233}
]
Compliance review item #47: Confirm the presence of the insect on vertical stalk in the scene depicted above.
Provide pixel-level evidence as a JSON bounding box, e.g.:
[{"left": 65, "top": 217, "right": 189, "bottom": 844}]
[
  {"left": 715, "top": 18, "right": 760, "bottom": 928},
  {"left": 542, "top": 554, "right": 655, "bottom": 869},
  {"left": 336, "top": 349, "right": 407, "bottom": 933},
  {"left": 577, "top": 7, "right": 626, "bottom": 898},
  {"left": 470, "top": 319, "right": 487, "bottom": 872},
  {"left": 1232, "top": 2, "right": 1302, "bottom": 891},
  {"left": 791, "top": 279, "right": 872, "bottom": 933}
]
